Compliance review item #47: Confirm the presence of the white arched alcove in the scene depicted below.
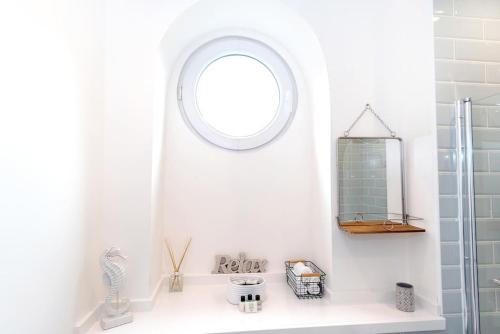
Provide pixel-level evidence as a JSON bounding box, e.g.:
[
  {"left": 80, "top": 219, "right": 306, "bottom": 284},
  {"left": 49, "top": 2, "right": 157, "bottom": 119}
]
[{"left": 154, "top": 0, "right": 332, "bottom": 280}]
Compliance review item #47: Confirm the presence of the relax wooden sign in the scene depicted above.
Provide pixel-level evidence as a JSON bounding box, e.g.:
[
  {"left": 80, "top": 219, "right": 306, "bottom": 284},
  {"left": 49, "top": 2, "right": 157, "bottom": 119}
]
[{"left": 212, "top": 252, "right": 267, "bottom": 274}]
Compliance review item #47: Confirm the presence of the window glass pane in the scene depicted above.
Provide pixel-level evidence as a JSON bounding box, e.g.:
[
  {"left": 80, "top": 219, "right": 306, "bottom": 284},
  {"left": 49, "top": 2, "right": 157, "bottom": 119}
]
[{"left": 196, "top": 55, "right": 280, "bottom": 137}]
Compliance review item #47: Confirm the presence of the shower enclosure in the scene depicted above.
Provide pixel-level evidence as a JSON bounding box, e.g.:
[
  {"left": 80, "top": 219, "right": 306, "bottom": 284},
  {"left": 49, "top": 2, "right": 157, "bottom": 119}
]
[{"left": 456, "top": 92, "right": 500, "bottom": 334}]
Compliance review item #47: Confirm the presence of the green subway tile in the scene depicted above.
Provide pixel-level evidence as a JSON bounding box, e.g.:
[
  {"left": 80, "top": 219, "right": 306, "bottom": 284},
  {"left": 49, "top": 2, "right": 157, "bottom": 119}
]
[
  {"left": 475, "top": 197, "right": 492, "bottom": 218},
  {"left": 487, "top": 108, "right": 500, "bottom": 127},
  {"left": 437, "top": 104, "right": 455, "bottom": 126},
  {"left": 442, "top": 290, "right": 462, "bottom": 314},
  {"left": 442, "top": 266, "right": 461, "bottom": 289},
  {"left": 439, "top": 174, "right": 457, "bottom": 195},
  {"left": 473, "top": 129, "right": 500, "bottom": 150},
  {"left": 441, "top": 243, "right": 460, "bottom": 265},
  {"left": 475, "top": 175, "right": 500, "bottom": 195},
  {"left": 441, "top": 220, "right": 459, "bottom": 242},
  {"left": 438, "top": 127, "right": 456, "bottom": 149},
  {"left": 439, "top": 150, "right": 456, "bottom": 172},
  {"left": 478, "top": 265, "right": 500, "bottom": 288},
  {"left": 474, "top": 151, "right": 489, "bottom": 172},
  {"left": 440, "top": 197, "right": 458, "bottom": 218},
  {"left": 479, "top": 289, "right": 497, "bottom": 312},
  {"left": 480, "top": 313, "right": 500, "bottom": 334},
  {"left": 477, "top": 220, "right": 500, "bottom": 241},
  {"left": 477, "top": 242, "right": 494, "bottom": 264},
  {"left": 493, "top": 198, "right": 500, "bottom": 218}
]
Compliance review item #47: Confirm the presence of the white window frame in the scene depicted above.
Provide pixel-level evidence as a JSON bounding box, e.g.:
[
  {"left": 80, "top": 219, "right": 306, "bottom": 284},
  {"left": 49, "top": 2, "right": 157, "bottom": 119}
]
[{"left": 177, "top": 36, "right": 297, "bottom": 150}]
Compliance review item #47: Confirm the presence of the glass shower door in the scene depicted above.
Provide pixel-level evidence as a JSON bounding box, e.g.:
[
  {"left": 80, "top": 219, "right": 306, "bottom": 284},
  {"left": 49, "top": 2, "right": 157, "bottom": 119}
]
[{"left": 457, "top": 92, "right": 500, "bottom": 334}]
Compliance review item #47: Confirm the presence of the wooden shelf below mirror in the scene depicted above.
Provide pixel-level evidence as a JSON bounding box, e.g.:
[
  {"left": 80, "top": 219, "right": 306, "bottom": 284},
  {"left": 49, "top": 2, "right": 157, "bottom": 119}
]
[{"left": 339, "top": 221, "right": 425, "bottom": 234}]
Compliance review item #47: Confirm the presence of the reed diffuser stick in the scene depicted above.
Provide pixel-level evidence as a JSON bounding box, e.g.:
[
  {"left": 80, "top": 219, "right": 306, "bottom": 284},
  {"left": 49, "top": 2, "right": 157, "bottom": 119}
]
[
  {"left": 164, "top": 239, "right": 178, "bottom": 272},
  {"left": 176, "top": 238, "right": 192, "bottom": 272}
]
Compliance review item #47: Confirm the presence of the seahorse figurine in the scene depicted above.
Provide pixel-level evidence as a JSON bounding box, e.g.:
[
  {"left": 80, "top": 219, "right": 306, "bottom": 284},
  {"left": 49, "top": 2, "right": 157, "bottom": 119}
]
[{"left": 100, "top": 247, "right": 133, "bottom": 329}]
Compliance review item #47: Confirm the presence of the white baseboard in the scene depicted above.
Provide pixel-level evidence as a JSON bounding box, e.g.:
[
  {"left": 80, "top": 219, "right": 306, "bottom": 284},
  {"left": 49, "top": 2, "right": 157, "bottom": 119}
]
[
  {"left": 74, "top": 276, "right": 165, "bottom": 334},
  {"left": 74, "top": 302, "right": 102, "bottom": 334}
]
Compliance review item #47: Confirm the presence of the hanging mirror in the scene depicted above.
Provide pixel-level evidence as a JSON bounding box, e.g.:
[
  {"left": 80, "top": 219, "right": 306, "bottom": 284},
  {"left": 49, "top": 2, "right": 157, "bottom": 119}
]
[{"left": 336, "top": 104, "right": 424, "bottom": 234}]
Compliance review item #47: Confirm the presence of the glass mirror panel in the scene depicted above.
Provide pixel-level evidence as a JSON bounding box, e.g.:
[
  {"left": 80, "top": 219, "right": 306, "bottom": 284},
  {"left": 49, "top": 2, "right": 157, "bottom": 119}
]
[{"left": 338, "top": 138, "right": 403, "bottom": 222}]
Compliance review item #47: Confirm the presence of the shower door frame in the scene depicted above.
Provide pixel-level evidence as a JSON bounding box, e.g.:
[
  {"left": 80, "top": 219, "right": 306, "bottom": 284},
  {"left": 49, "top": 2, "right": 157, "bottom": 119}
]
[{"left": 456, "top": 98, "right": 480, "bottom": 334}]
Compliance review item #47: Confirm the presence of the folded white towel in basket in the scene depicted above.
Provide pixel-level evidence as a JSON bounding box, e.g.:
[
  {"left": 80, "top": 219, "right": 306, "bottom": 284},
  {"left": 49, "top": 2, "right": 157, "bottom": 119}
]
[
  {"left": 292, "top": 262, "right": 312, "bottom": 276},
  {"left": 300, "top": 276, "right": 320, "bottom": 283},
  {"left": 292, "top": 262, "right": 313, "bottom": 276},
  {"left": 291, "top": 262, "right": 320, "bottom": 283},
  {"left": 307, "top": 284, "right": 321, "bottom": 295}
]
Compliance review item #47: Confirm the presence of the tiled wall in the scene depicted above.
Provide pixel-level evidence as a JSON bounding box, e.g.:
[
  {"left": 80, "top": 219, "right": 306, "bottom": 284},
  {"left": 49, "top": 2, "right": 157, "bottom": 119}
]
[
  {"left": 433, "top": 0, "right": 500, "bottom": 333},
  {"left": 338, "top": 139, "right": 388, "bottom": 220}
]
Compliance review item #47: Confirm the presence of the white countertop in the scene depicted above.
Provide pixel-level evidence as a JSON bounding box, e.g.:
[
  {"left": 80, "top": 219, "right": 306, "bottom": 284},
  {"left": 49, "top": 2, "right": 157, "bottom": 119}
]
[{"left": 88, "top": 279, "right": 445, "bottom": 334}]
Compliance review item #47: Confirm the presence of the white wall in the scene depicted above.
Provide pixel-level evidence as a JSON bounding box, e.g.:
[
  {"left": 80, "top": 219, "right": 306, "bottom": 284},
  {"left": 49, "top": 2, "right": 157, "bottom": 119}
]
[
  {"left": 0, "top": 1, "right": 103, "bottom": 333},
  {"left": 1, "top": 0, "right": 439, "bottom": 329},
  {"left": 288, "top": 0, "right": 440, "bottom": 307},
  {"left": 155, "top": 0, "right": 439, "bottom": 308},
  {"left": 78, "top": 2, "right": 200, "bottom": 326}
]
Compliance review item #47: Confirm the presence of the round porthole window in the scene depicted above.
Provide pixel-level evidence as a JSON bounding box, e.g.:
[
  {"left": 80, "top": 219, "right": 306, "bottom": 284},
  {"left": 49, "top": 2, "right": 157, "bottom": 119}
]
[{"left": 178, "top": 36, "right": 297, "bottom": 150}]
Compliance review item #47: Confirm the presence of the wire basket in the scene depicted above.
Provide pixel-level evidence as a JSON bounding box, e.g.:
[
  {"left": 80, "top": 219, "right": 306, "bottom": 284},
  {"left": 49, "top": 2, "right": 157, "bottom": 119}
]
[{"left": 285, "top": 260, "right": 326, "bottom": 299}]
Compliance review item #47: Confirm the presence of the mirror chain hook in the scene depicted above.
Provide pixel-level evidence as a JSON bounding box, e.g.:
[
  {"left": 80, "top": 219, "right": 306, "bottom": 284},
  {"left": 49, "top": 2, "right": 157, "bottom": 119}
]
[{"left": 343, "top": 103, "right": 396, "bottom": 138}]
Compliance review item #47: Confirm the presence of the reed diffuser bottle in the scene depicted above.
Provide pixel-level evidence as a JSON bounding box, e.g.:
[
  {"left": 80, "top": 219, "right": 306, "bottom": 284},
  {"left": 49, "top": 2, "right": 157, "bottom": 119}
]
[
  {"left": 169, "top": 272, "right": 184, "bottom": 292},
  {"left": 164, "top": 238, "right": 192, "bottom": 293}
]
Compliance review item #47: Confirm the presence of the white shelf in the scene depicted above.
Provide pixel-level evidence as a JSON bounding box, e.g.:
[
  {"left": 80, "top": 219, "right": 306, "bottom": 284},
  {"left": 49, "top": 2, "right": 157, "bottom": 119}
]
[{"left": 88, "top": 279, "right": 444, "bottom": 334}]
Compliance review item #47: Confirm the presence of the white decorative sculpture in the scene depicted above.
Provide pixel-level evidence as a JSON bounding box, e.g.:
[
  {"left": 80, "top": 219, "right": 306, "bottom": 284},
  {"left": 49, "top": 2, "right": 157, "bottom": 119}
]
[
  {"left": 100, "top": 247, "right": 133, "bottom": 330},
  {"left": 212, "top": 252, "right": 267, "bottom": 274}
]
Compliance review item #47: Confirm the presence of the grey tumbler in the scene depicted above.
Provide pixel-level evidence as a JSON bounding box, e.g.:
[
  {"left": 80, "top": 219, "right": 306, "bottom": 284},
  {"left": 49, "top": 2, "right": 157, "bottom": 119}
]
[{"left": 395, "top": 282, "right": 415, "bottom": 312}]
